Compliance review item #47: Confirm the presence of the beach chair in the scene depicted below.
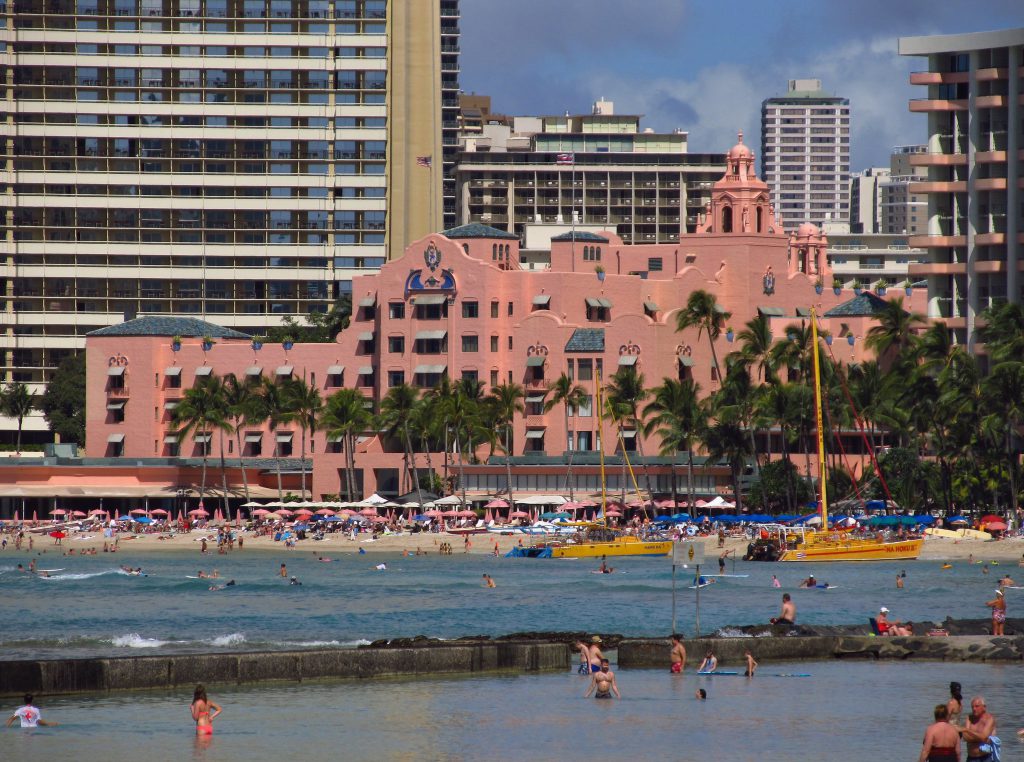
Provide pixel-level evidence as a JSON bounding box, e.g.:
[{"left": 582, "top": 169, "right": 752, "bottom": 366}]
[{"left": 868, "top": 617, "right": 882, "bottom": 636}]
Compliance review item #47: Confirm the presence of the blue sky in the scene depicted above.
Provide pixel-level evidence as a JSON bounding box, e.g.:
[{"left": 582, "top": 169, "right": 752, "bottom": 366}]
[{"left": 460, "top": 1, "right": 1023, "bottom": 170}]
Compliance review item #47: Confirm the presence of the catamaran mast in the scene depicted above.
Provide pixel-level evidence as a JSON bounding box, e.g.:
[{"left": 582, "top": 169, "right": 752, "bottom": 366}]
[
  {"left": 810, "top": 308, "right": 829, "bottom": 529},
  {"left": 596, "top": 371, "right": 607, "bottom": 521}
]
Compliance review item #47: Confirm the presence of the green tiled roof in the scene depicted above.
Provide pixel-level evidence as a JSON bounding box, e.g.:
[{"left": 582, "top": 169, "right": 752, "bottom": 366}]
[
  {"left": 565, "top": 328, "right": 605, "bottom": 352},
  {"left": 823, "top": 292, "right": 898, "bottom": 318},
  {"left": 442, "top": 223, "right": 519, "bottom": 240},
  {"left": 87, "top": 316, "right": 251, "bottom": 339},
  {"left": 550, "top": 231, "right": 609, "bottom": 243}
]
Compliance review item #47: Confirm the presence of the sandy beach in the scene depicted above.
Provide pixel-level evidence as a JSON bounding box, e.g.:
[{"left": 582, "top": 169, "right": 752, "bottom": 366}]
[{"left": 20, "top": 527, "right": 1024, "bottom": 564}]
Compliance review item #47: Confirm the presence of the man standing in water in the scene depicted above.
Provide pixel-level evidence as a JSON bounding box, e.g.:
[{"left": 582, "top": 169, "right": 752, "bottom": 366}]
[
  {"left": 584, "top": 658, "right": 620, "bottom": 700},
  {"left": 669, "top": 634, "right": 686, "bottom": 673},
  {"left": 587, "top": 636, "right": 604, "bottom": 672},
  {"left": 959, "top": 696, "right": 996, "bottom": 762},
  {"left": 6, "top": 694, "right": 58, "bottom": 728}
]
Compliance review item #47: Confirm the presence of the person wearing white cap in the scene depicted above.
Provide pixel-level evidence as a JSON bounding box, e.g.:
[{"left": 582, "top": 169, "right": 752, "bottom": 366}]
[
  {"left": 877, "top": 607, "right": 910, "bottom": 636},
  {"left": 985, "top": 589, "right": 1006, "bottom": 636}
]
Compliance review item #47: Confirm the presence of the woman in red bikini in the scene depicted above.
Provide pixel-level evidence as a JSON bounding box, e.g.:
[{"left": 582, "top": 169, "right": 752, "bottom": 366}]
[
  {"left": 917, "top": 704, "right": 960, "bottom": 762},
  {"left": 190, "top": 684, "right": 222, "bottom": 736}
]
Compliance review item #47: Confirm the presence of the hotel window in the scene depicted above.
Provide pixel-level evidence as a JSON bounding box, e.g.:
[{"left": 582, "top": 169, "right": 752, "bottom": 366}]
[
  {"left": 490, "top": 336, "right": 499, "bottom": 352},
  {"left": 388, "top": 370, "right": 405, "bottom": 387},
  {"left": 462, "top": 335, "right": 479, "bottom": 352},
  {"left": 648, "top": 257, "right": 663, "bottom": 272},
  {"left": 577, "top": 360, "right": 593, "bottom": 381},
  {"left": 462, "top": 301, "right": 479, "bottom": 318},
  {"left": 490, "top": 301, "right": 499, "bottom": 318},
  {"left": 388, "top": 302, "right": 405, "bottom": 319},
  {"left": 508, "top": 301, "right": 514, "bottom": 316},
  {"left": 490, "top": 370, "right": 499, "bottom": 386},
  {"left": 461, "top": 370, "right": 478, "bottom": 382},
  {"left": 388, "top": 336, "right": 404, "bottom": 354},
  {"left": 573, "top": 395, "right": 593, "bottom": 417}
]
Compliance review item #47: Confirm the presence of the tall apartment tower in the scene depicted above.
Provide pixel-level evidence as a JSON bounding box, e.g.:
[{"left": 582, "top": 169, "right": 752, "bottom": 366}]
[
  {"left": 1, "top": 0, "right": 456, "bottom": 444},
  {"left": 760, "top": 79, "right": 851, "bottom": 231},
  {"left": 849, "top": 167, "right": 890, "bottom": 234},
  {"left": 455, "top": 101, "right": 725, "bottom": 246},
  {"left": 900, "top": 28, "right": 1023, "bottom": 349}
]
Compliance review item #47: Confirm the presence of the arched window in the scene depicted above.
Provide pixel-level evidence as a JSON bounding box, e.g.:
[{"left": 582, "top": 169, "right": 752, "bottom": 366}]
[
  {"left": 595, "top": 246, "right": 601, "bottom": 261},
  {"left": 462, "top": 244, "right": 469, "bottom": 253},
  {"left": 756, "top": 207, "right": 763, "bottom": 233},
  {"left": 504, "top": 244, "right": 510, "bottom": 260},
  {"left": 722, "top": 206, "right": 733, "bottom": 233},
  {"left": 583, "top": 246, "right": 590, "bottom": 261},
  {"left": 492, "top": 244, "right": 498, "bottom": 260}
]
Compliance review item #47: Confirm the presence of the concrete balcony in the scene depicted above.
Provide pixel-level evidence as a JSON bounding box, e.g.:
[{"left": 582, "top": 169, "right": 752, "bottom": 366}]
[
  {"left": 975, "top": 67, "right": 1009, "bottom": 82},
  {"left": 976, "top": 178, "right": 1008, "bottom": 191},
  {"left": 908, "top": 262, "right": 966, "bottom": 275},
  {"left": 909, "top": 152, "right": 967, "bottom": 166},
  {"left": 975, "top": 151, "right": 1007, "bottom": 164},
  {"left": 975, "top": 232, "right": 1006, "bottom": 246},
  {"left": 974, "top": 260, "right": 1007, "bottom": 272},
  {"left": 909, "top": 181, "right": 966, "bottom": 193},
  {"left": 908, "top": 235, "right": 966, "bottom": 248},
  {"left": 909, "top": 99, "right": 968, "bottom": 112},
  {"left": 909, "top": 71, "right": 968, "bottom": 85},
  {"left": 976, "top": 95, "right": 1007, "bottom": 109}
]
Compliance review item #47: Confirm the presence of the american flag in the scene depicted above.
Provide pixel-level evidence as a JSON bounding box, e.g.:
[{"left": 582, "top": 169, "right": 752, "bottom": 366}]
[
  {"left": 556, "top": 152, "right": 575, "bottom": 165},
  {"left": 415, "top": 155, "right": 432, "bottom": 168}
]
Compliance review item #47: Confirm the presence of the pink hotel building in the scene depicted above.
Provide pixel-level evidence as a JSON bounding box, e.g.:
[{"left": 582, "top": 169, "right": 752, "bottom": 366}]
[{"left": 82, "top": 135, "right": 904, "bottom": 502}]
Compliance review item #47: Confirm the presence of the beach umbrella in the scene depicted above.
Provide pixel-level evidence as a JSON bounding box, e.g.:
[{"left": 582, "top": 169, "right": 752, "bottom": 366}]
[
  {"left": 50, "top": 508, "right": 67, "bottom": 516},
  {"left": 72, "top": 510, "right": 88, "bottom": 518},
  {"left": 294, "top": 508, "right": 314, "bottom": 516},
  {"left": 509, "top": 510, "right": 530, "bottom": 518},
  {"left": 189, "top": 509, "right": 209, "bottom": 517},
  {"left": 986, "top": 520, "right": 1008, "bottom": 531},
  {"left": 315, "top": 508, "right": 336, "bottom": 516},
  {"left": 359, "top": 508, "right": 379, "bottom": 517},
  {"left": 484, "top": 499, "right": 509, "bottom": 508},
  {"left": 241, "top": 501, "right": 263, "bottom": 508},
  {"left": 262, "top": 512, "right": 282, "bottom": 520},
  {"left": 116, "top": 515, "right": 132, "bottom": 521},
  {"left": 604, "top": 509, "right": 623, "bottom": 517},
  {"left": 276, "top": 509, "right": 294, "bottom": 517},
  {"left": 980, "top": 514, "right": 1003, "bottom": 524},
  {"left": 134, "top": 516, "right": 153, "bottom": 524},
  {"left": 424, "top": 509, "right": 444, "bottom": 518},
  {"left": 129, "top": 508, "right": 147, "bottom": 515},
  {"left": 89, "top": 508, "right": 106, "bottom": 515},
  {"left": 252, "top": 508, "right": 271, "bottom": 516},
  {"left": 49, "top": 530, "right": 66, "bottom": 539}
]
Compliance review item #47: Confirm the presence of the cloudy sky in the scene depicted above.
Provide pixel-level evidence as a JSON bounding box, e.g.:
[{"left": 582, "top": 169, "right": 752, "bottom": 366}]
[{"left": 460, "top": 1, "right": 1023, "bottom": 170}]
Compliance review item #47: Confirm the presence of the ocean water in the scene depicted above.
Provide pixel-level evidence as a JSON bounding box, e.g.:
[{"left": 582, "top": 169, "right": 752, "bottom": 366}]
[
  {"left": 4, "top": 661, "right": 1023, "bottom": 762},
  {"left": 0, "top": 546, "right": 1016, "bottom": 659}
]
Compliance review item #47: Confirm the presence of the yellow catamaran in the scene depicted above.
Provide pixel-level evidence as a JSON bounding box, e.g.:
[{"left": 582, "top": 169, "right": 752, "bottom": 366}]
[
  {"left": 507, "top": 372, "right": 672, "bottom": 559},
  {"left": 772, "top": 308, "right": 922, "bottom": 562}
]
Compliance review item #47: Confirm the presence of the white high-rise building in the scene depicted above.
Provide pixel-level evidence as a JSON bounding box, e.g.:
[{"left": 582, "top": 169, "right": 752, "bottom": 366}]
[
  {"left": 760, "top": 79, "right": 850, "bottom": 231},
  {"left": 1, "top": 0, "right": 458, "bottom": 445}
]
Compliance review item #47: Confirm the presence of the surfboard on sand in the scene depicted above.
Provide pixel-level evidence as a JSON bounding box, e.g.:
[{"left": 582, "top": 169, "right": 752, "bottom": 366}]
[{"left": 925, "top": 527, "right": 993, "bottom": 541}]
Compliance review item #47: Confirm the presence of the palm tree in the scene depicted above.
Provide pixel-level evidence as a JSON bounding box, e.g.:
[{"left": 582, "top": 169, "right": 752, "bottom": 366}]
[
  {"left": 976, "top": 302, "right": 1024, "bottom": 363},
  {"left": 222, "top": 372, "right": 261, "bottom": 503},
  {"left": 865, "top": 296, "right": 926, "bottom": 370},
  {"left": 642, "top": 378, "right": 703, "bottom": 514},
  {"left": 1, "top": 382, "right": 36, "bottom": 453},
  {"left": 285, "top": 376, "right": 323, "bottom": 499},
  {"left": 425, "top": 375, "right": 458, "bottom": 490},
  {"left": 703, "top": 407, "right": 751, "bottom": 514},
  {"left": 255, "top": 377, "right": 297, "bottom": 501},
  {"left": 172, "top": 376, "right": 231, "bottom": 514},
  {"left": 733, "top": 314, "right": 776, "bottom": 384},
  {"left": 605, "top": 366, "right": 655, "bottom": 508},
  {"left": 379, "top": 383, "right": 422, "bottom": 503},
  {"left": 675, "top": 289, "right": 731, "bottom": 383},
  {"left": 755, "top": 382, "right": 803, "bottom": 513},
  {"left": 488, "top": 382, "right": 526, "bottom": 508},
  {"left": 545, "top": 373, "right": 588, "bottom": 500},
  {"left": 438, "top": 381, "right": 484, "bottom": 506},
  {"left": 319, "top": 388, "right": 374, "bottom": 500},
  {"left": 980, "top": 361, "right": 1024, "bottom": 520},
  {"left": 601, "top": 387, "right": 633, "bottom": 505}
]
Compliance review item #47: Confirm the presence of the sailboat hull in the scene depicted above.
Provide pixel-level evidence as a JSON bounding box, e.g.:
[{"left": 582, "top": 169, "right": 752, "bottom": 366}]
[
  {"left": 778, "top": 538, "right": 923, "bottom": 562},
  {"left": 550, "top": 538, "right": 672, "bottom": 558}
]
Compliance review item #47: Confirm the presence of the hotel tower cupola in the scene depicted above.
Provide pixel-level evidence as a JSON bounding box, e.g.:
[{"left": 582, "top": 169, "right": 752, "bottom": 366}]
[{"left": 697, "top": 131, "right": 777, "bottom": 236}]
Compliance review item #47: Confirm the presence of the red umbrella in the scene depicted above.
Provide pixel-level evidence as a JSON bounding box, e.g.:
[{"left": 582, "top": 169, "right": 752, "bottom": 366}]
[
  {"left": 130, "top": 508, "right": 148, "bottom": 515},
  {"left": 986, "top": 521, "right": 1008, "bottom": 531},
  {"left": 509, "top": 510, "right": 530, "bottom": 518},
  {"left": 50, "top": 508, "right": 67, "bottom": 516},
  {"left": 980, "top": 515, "right": 1003, "bottom": 524},
  {"left": 315, "top": 508, "right": 336, "bottom": 516},
  {"left": 49, "top": 531, "right": 66, "bottom": 539},
  {"left": 71, "top": 511, "right": 88, "bottom": 518},
  {"left": 294, "top": 509, "right": 314, "bottom": 516},
  {"left": 276, "top": 509, "right": 294, "bottom": 517},
  {"left": 424, "top": 510, "right": 444, "bottom": 518},
  {"left": 359, "top": 508, "right": 378, "bottom": 517},
  {"left": 605, "top": 509, "right": 623, "bottom": 517},
  {"left": 484, "top": 499, "right": 509, "bottom": 508},
  {"left": 252, "top": 509, "right": 271, "bottom": 516},
  {"left": 149, "top": 509, "right": 169, "bottom": 516}
]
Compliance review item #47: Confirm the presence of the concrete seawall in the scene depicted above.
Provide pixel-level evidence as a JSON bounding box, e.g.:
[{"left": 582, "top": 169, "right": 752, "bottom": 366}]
[
  {"left": 6, "top": 634, "right": 1023, "bottom": 697},
  {"left": 0, "top": 642, "right": 569, "bottom": 698},
  {"left": 618, "top": 634, "right": 1024, "bottom": 668}
]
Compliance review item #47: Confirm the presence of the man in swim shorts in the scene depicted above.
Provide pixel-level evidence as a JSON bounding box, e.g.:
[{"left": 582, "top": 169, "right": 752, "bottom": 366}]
[
  {"left": 587, "top": 636, "right": 604, "bottom": 672},
  {"left": 959, "top": 695, "right": 996, "bottom": 762},
  {"left": 669, "top": 634, "right": 686, "bottom": 673},
  {"left": 584, "top": 659, "right": 620, "bottom": 699},
  {"left": 6, "top": 694, "right": 58, "bottom": 728}
]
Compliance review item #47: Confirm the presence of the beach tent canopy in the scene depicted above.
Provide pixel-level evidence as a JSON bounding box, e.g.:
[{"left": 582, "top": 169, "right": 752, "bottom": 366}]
[{"left": 514, "top": 494, "right": 568, "bottom": 506}]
